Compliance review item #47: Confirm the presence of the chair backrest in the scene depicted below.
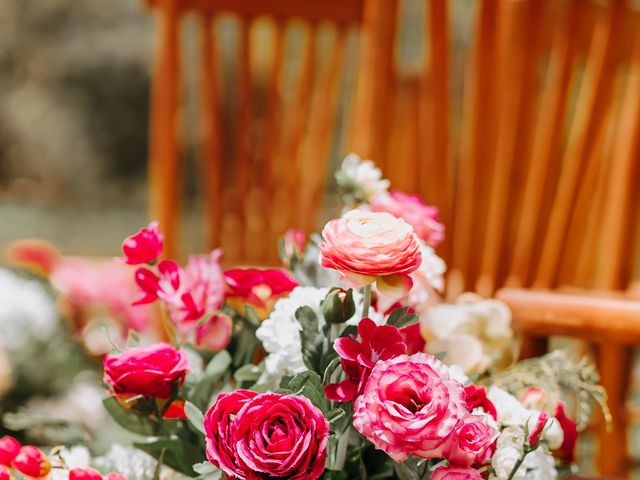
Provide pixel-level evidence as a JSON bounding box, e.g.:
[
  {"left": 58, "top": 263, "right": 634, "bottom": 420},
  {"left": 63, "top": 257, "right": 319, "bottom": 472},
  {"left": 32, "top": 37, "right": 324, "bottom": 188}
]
[
  {"left": 146, "top": 0, "right": 368, "bottom": 263},
  {"left": 350, "top": 0, "right": 640, "bottom": 297}
]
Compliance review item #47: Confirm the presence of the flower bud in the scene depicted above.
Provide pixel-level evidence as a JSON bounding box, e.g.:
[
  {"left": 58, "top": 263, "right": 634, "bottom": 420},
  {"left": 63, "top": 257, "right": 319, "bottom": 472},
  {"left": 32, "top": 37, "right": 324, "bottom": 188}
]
[
  {"left": 527, "top": 411, "right": 549, "bottom": 448},
  {"left": 12, "top": 446, "right": 51, "bottom": 478},
  {"left": 107, "top": 474, "right": 128, "bottom": 480},
  {"left": 279, "top": 229, "right": 305, "bottom": 266},
  {"left": 321, "top": 288, "right": 356, "bottom": 324},
  {"left": 0, "top": 437, "right": 20, "bottom": 467},
  {"left": 69, "top": 467, "right": 103, "bottom": 480},
  {"left": 121, "top": 221, "right": 163, "bottom": 265},
  {"left": 0, "top": 465, "right": 11, "bottom": 480}
]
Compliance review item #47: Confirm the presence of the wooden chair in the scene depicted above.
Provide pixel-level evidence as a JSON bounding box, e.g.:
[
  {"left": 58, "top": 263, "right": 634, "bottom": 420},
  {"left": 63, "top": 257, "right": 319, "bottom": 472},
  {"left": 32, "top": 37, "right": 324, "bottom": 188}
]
[
  {"left": 145, "top": 0, "right": 375, "bottom": 263},
  {"left": 350, "top": 0, "right": 640, "bottom": 476}
]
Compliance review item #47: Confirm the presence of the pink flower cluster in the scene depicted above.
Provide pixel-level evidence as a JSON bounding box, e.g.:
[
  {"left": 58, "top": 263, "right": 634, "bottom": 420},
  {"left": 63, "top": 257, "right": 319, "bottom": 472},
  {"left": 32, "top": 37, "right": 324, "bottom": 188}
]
[
  {"left": 327, "top": 320, "right": 498, "bottom": 471},
  {"left": 0, "top": 436, "right": 125, "bottom": 480},
  {"left": 204, "top": 390, "right": 329, "bottom": 480}
]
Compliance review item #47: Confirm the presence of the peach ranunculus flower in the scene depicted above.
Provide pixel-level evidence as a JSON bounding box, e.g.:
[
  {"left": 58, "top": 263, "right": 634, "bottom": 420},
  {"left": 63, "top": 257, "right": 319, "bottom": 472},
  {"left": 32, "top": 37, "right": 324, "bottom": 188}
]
[{"left": 319, "top": 210, "right": 422, "bottom": 297}]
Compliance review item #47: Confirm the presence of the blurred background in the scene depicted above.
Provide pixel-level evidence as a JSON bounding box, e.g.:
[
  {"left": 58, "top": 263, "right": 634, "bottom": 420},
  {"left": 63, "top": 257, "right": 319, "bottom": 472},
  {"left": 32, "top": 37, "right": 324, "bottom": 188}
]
[{"left": 2, "top": 0, "right": 640, "bottom": 477}]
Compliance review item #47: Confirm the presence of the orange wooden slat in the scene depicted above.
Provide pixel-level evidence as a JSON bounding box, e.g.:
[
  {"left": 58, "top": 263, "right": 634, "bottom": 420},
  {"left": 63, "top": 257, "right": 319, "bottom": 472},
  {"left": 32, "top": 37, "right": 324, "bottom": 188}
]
[
  {"left": 199, "top": 14, "right": 223, "bottom": 251},
  {"left": 146, "top": 0, "right": 365, "bottom": 24},
  {"left": 149, "top": 0, "right": 182, "bottom": 260},
  {"left": 534, "top": 1, "right": 627, "bottom": 288}
]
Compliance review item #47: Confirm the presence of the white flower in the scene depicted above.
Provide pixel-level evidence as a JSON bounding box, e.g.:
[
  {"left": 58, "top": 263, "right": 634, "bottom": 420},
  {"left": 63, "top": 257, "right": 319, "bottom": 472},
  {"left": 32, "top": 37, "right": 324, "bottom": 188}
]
[
  {"left": 50, "top": 446, "right": 92, "bottom": 480},
  {"left": 94, "top": 444, "right": 160, "bottom": 480},
  {"left": 543, "top": 417, "right": 564, "bottom": 450},
  {"left": 256, "top": 287, "right": 328, "bottom": 388},
  {"left": 523, "top": 447, "right": 558, "bottom": 480},
  {"left": 492, "top": 446, "right": 524, "bottom": 480},
  {"left": 0, "top": 342, "right": 12, "bottom": 396},
  {"left": 487, "top": 386, "right": 533, "bottom": 427},
  {"left": 496, "top": 426, "right": 525, "bottom": 450},
  {"left": 428, "top": 334, "right": 490, "bottom": 374},
  {"left": 0, "top": 268, "right": 58, "bottom": 354},
  {"left": 337, "top": 153, "right": 389, "bottom": 201}
]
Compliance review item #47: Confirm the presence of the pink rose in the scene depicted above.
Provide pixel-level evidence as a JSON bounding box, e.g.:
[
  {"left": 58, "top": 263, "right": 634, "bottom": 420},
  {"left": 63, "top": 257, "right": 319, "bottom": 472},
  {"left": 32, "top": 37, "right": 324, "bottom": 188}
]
[
  {"left": 0, "top": 436, "right": 20, "bottom": 466},
  {"left": 320, "top": 210, "right": 422, "bottom": 297},
  {"left": 446, "top": 414, "right": 499, "bottom": 466},
  {"left": 431, "top": 466, "right": 483, "bottom": 480},
  {"left": 103, "top": 343, "right": 189, "bottom": 398},
  {"left": 12, "top": 446, "right": 51, "bottom": 479},
  {"left": 121, "top": 221, "right": 163, "bottom": 265},
  {"left": 371, "top": 191, "right": 444, "bottom": 247},
  {"left": 224, "top": 268, "right": 298, "bottom": 319},
  {"left": 69, "top": 468, "right": 103, "bottom": 480},
  {"left": 353, "top": 353, "right": 468, "bottom": 462},
  {"left": 325, "top": 318, "right": 406, "bottom": 402},
  {"left": 205, "top": 390, "right": 329, "bottom": 480}
]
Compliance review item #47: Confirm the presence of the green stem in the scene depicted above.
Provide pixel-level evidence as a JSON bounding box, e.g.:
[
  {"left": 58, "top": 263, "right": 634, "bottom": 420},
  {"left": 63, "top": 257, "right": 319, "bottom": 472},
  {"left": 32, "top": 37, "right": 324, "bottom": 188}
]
[
  {"left": 506, "top": 453, "right": 526, "bottom": 480},
  {"left": 362, "top": 284, "right": 372, "bottom": 319},
  {"left": 334, "top": 427, "right": 351, "bottom": 470}
]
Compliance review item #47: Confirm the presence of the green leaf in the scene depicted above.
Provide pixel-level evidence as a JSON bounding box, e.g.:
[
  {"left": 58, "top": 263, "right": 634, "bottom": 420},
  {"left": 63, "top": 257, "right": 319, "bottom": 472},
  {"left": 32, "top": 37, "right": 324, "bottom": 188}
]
[
  {"left": 322, "top": 356, "right": 342, "bottom": 386},
  {"left": 233, "top": 363, "right": 264, "bottom": 383},
  {"left": 193, "top": 461, "right": 223, "bottom": 479},
  {"left": 295, "top": 306, "right": 324, "bottom": 373},
  {"left": 245, "top": 305, "right": 262, "bottom": 327},
  {"left": 102, "top": 397, "right": 156, "bottom": 436},
  {"left": 126, "top": 330, "right": 141, "bottom": 348},
  {"left": 386, "top": 307, "right": 418, "bottom": 329},
  {"left": 281, "top": 371, "right": 330, "bottom": 414},
  {"left": 135, "top": 439, "right": 206, "bottom": 477},
  {"left": 326, "top": 407, "right": 350, "bottom": 433},
  {"left": 184, "top": 401, "right": 206, "bottom": 436},
  {"left": 189, "top": 350, "right": 232, "bottom": 409}
]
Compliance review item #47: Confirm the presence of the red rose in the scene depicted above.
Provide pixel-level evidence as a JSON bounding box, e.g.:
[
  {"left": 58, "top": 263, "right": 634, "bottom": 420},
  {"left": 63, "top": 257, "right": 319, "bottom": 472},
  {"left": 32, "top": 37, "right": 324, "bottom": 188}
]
[
  {"left": 204, "top": 390, "right": 329, "bottom": 480},
  {"left": 70, "top": 467, "right": 103, "bottom": 480},
  {"left": 121, "top": 222, "right": 163, "bottom": 265},
  {"left": 224, "top": 268, "right": 298, "bottom": 319},
  {"left": 0, "top": 436, "right": 20, "bottom": 466},
  {"left": 103, "top": 343, "right": 189, "bottom": 398},
  {"left": 12, "top": 446, "right": 51, "bottom": 478}
]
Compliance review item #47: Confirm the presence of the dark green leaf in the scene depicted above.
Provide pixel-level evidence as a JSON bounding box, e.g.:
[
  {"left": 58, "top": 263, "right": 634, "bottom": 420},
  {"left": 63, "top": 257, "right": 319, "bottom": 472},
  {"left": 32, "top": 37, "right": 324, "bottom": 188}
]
[
  {"left": 135, "top": 439, "right": 206, "bottom": 477},
  {"left": 233, "top": 363, "right": 263, "bottom": 383},
  {"left": 281, "top": 371, "right": 330, "bottom": 414},
  {"left": 103, "top": 397, "right": 156, "bottom": 436},
  {"left": 322, "top": 356, "right": 343, "bottom": 386},
  {"left": 295, "top": 307, "right": 324, "bottom": 373},
  {"left": 386, "top": 307, "right": 418, "bottom": 329}
]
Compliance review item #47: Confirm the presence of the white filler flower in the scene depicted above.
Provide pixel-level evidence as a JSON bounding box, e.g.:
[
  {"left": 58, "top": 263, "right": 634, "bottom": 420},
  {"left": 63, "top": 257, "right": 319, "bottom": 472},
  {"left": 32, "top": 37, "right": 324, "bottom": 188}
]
[{"left": 337, "top": 153, "right": 390, "bottom": 201}]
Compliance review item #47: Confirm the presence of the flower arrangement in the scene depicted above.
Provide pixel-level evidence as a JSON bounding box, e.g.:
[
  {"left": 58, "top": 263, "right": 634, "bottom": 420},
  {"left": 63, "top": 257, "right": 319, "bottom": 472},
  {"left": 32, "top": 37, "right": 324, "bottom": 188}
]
[{"left": 0, "top": 154, "right": 608, "bottom": 480}]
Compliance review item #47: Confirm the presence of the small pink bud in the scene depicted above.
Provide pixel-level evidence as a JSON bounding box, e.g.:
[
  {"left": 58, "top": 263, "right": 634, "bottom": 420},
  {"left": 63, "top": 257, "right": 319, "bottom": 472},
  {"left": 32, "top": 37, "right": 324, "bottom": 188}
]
[
  {"left": 107, "top": 474, "right": 128, "bottom": 480},
  {"left": 122, "top": 221, "right": 163, "bottom": 265},
  {"left": 12, "top": 446, "right": 51, "bottom": 478},
  {"left": 69, "top": 467, "right": 103, "bottom": 480},
  {"left": 0, "top": 465, "right": 10, "bottom": 480},
  {"left": 0, "top": 436, "right": 20, "bottom": 466},
  {"left": 528, "top": 411, "right": 550, "bottom": 448}
]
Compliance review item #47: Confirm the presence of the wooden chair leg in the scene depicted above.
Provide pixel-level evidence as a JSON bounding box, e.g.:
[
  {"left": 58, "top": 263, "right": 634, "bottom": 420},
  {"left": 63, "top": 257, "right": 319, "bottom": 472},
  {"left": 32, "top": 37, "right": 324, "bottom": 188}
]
[{"left": 597, "top": 344, "right": 632, "bottom": 477}]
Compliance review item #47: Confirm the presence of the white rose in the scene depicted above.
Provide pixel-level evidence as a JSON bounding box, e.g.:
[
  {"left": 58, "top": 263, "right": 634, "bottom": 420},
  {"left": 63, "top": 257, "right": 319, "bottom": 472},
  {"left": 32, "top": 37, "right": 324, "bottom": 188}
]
[
  {"left": 524, "top": 447, "right": 558, "bottom": 480},
  {"left": 543, "top": 417, "right": 564, "bottom": 450},
  {"left": 497, "top": 426, "right": 525, "bottom": 450},
  {"left": 488, "top": 386, "right": 533, "bottom": 427},
  {"left": 492, "top": 446, "right": 525, "bottom": 480}
]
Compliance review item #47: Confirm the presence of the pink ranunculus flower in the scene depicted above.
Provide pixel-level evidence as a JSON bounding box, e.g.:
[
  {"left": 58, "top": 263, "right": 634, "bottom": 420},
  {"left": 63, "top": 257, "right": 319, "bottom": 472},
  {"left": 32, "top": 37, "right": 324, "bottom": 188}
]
[
  {"left": 69, "top": 467, "right": 104, "bottom": 480},
  {"left": 353, "top": 353, "right": 468, "bottom": 462},
  {"left": 446, "top": 414, "right": 499, "bottom": 466},
  {"left": 12, "top": 446, "right": 51, "bottom": 479},
  {"left": 325, "top": 317, "right": 406, "bottom": 403},
  {"left": 0, "top": 436, "right": 20, "bottom": 466},
  {"left": 205, "top": 390, "right": 329, "bottom": 480},
  {"left": 224, "top": 268, "right": 298, "bottom": 320},
  {"left": 103, "top": 343, "right": 189, "bottom": 398},
  {"left": 371, "top": 191, "right": 445, "bottom": 248},
  {"left": 320, "top": 210, "right": 422, "bottom": 297},
  {"left": 121, "top": 221, "right": 163, "bottom": 265},
  {"left": 431, "top": 466, "right": 484, "bottom": 480}
]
